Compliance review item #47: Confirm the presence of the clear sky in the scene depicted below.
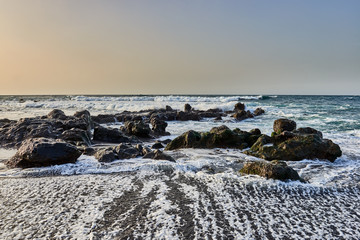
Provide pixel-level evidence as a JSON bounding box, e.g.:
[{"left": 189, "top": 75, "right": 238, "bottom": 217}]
[{"left": 0, "top": 0, "right": 359, "bottom": 95}]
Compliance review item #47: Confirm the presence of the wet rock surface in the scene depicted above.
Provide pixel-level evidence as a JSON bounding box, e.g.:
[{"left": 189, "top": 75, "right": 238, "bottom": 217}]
[
  {"left": 245, "top": 119, "right": 342, "bottom": 162},
  {"left": 165, "top": 125, "right": 261, "bottom": 150},
  {"left": 6, "top": 138, "right": 81, "bottom": 168},
  {"left": 239, "top": 160, "right": 305, "bottom": 182}
]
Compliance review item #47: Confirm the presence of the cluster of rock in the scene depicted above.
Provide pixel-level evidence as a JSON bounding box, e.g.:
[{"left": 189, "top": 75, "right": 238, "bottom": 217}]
[
  {"left": 244, "top": 119, "right": 342, "bottom": 162},
  {"left": 165, "top": 118, "right": 342, "bottom": 181},
  {"left": 231, "top": 102, "right": 265, "bottom": 121},
  {"left": 91, "top": 102, "right": 265, "bottom": 124},
  {"left": 166, "top": 118, "right": 341, "bottom": 163},
  {"left": 165, "top": 126, "right": 262, "bottom": 150},
  {"left": 2, "top": 102, "right": 342, "bottom": 182},
  {"left": 94, "top": 143, "right": 174, "bottom": 163}
]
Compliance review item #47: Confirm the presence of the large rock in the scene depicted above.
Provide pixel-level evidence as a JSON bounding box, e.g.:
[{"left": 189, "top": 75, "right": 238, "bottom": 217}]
[
  {"left": 0, "top": 110, "right": 94, "bottom": 148},
  {"left": 234, "top": 102, "right": 245, "bottom": 112},
  {"left": 6, "top": 138, "right": 81, "bottom": 168},
  {"left": 60, "top": 128, "right": 92, "bottom": 146},
  {"left": 123, "top": 120, "right": 151, "bottom": 138},
  {"left": 94, "top": 148, "right": 117, "bottom": 163},
  {"left": 47, "top": 109, "right": 67, "bottom": 120},
  {"left": 184, "top": 103, "right": 192, "bottom": 112},
  {"left": 93, "top": 126, "right": 130, "bottom": 143},
  {"left": 150, "top": 115, "right": 169, "bottom": 136},
  {"left": 273, "top": 119, "right": 297, "bottom": 134},
  {"left": 165, "top": 125, "right": 259, "bottom": 150},
  {"left": 233, "top": 110, "right": 253, "bottom": 121},
  {"left": 176, "top": 111, "right": 201, "bottom": 121},
  {"left": 143, "top": 150, "right": 175, "bottom": 162},
  {"left": 245, "top": 120, "right": 342, "bottom": 162},
  {"left": 239, "top": 160, "right": 304, "bottom": 182}
]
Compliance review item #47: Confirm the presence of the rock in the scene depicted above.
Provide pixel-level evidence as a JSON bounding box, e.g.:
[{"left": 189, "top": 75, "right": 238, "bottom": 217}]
[
  {"left": 245, "top": 122, "right": 342, "bottom": 162},
  {"left": 176, "top": 111, "right": 201, "bottom": 121},
  {"left": 60, "top": 128, "right": 92, "bottom": 146},
  {"left": 47, "top": 109, "right": 67, "bottom": 120},
  {"left": 239, "top": 160, "right": 304, "bottom": 182},
  {"left": 294, "top": 127, "right": 323, "bottom": 138},
  {"left": 233, "top": 110, "right": 253, "bottom": 121},
  {"left": 94, "top": 148, "right": 117, "bottom": 162},
  {"left": 150, "top": 116, "right": 169, "bottom": 136},
  {"left": 214, "top": 116, "right": 222, "bottom": 121},
  {"left": 92, "top": 114, "right": 117, "bottom": 124},
  {"left": 249, "top": 128, "right": 261, "bottom": 135},
  {"left": 74, "top": 110, "right": 94, "bottom": 130},
  {"left": 234, "top": 102, "right": 245, "bottom": 112},
  {"left": 123, "top": 120, "right": 151, "bottom": 138},
  {"left": 273, "top": 119, "right": 297, "bottom": 134},
  {"left": 165, "top": 126, "right": 255, "bottom": 150},
  {"left": 161, "top": 139, "right": 172, "bottom": 145},
  {"left": 93, "top": 126, "right": 130, "bottom": 143},
  {"left": 165, "top": 105, "right": 173, "bottom": 111},
  {"left": 253, "top": 108, "right": 265, "bottom": 116},
  {"left": 184, "top": 103, "right": 192, "bottom": 112},
  {"left": 114, "top": 143, "right": 142, "bottom": 159},
  {"left": 152, "top": 142, "right": 164, "bottom": 149},
  {"left": 0, "top": 118, "right": 14, "bottom": 128},
  {"left": 6, "top": 138, "right": 81, "bottom": 168},
  {"left": 143, "top": 150, "right": 175, "bottom": 162}
]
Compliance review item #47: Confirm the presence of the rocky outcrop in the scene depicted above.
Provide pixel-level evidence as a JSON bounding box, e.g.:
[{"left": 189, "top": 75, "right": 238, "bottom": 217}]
[
  {"left": 234, "top": 102, "right": 245, "bottom": 112},
  {"left": 231, "top": 103, "right": 265, "bottom": 121},
  {"left": 184, "top": 103, "right": 192, "bottom": 112},
  {"left": 176, "top": 111, "right": 201, "bottom": 121},
  {"left": 6, "top": 138, "right": 81, "bottom": 168},
  {"left": 245, "top": 119, "right": 342, "bottom": 162},
  {"left": 150, "top": 115, "right": 170, "bottom": 136},
  {"left": 273, "top": 119, "right": 296, "bottom": 134},
  {"left": 253, "top": 108, "right": 265, "bottom": 116},
  {"left": 165, "top": 125, "right": 261, "bottom": 150},
  {"left": 233, "top": 110, "right": 254, "bottom": 121},
  {"left": 0, "top": 110, "right": 93, "bottom": 148},
  {"left": 239, "top": 160, "right": 304, "bottom": 182},
  {"left": 122, "top": 120, "right": 151, "bottom": 138},
  {"left": 47, "top": 109, "right": 67, "bottom": 120}
]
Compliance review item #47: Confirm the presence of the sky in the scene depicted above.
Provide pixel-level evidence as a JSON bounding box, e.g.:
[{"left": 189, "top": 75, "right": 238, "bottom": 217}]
[{"left": 0, "top": 0, "right": 359, "bottom": 95}]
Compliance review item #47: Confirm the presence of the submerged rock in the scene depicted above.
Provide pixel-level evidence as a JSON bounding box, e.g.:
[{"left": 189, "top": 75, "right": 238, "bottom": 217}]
[
  {"left": 6, "top": 138, "right": 81, "bottom": 168},
  {"left": 239, "top": 160, "right": 304, "bottom": 182},
  {"left": 245, "top": 119, "right": 342, "bottom": 162}
]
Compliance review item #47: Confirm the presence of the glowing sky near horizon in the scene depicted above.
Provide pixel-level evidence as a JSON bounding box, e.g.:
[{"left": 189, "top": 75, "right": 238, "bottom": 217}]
[{"left": 0, "top": 0, "right": 359, "bottom": 95}]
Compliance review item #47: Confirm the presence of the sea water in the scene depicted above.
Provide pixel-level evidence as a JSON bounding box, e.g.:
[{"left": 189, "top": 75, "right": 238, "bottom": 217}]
[{"left": 0, "top": 95, "right": 359, "bottom": 239}]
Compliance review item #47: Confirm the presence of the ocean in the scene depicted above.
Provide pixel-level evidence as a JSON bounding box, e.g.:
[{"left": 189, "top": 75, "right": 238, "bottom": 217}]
[{"left": 0, "top": 95, "right": 359, "bottom": 239}]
